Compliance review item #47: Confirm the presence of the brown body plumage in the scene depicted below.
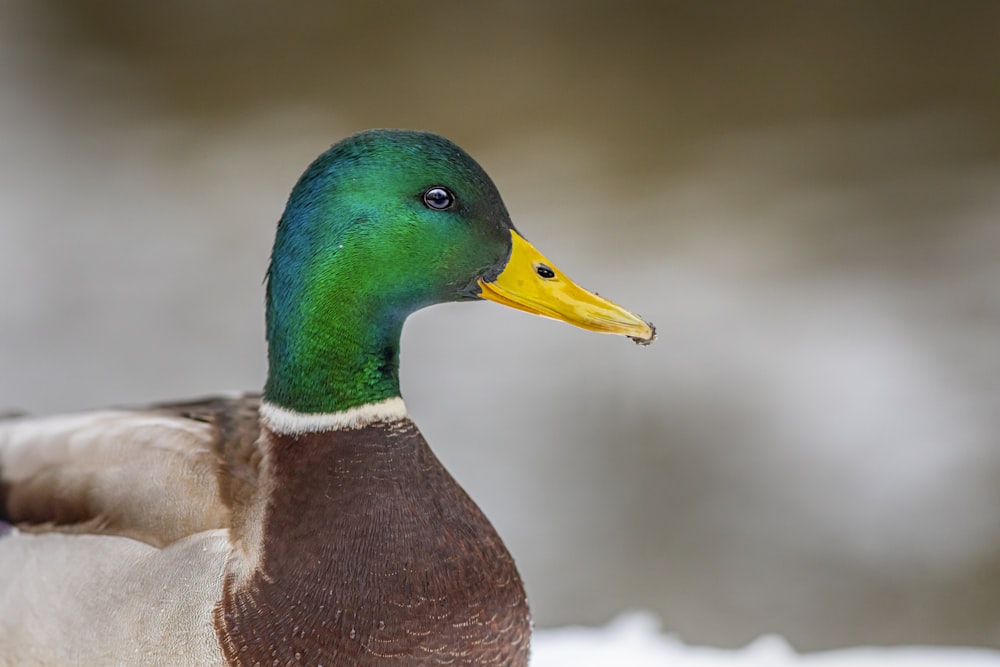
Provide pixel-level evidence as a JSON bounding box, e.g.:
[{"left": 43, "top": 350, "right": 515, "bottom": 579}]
[{"left": 0, "top": 395, "right": 529, "bottom": 665}]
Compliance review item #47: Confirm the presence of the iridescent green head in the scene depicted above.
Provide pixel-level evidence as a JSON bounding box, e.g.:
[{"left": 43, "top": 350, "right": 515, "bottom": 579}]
[{"left": 264, "top": 129, "right": 653, "bottom": 414}]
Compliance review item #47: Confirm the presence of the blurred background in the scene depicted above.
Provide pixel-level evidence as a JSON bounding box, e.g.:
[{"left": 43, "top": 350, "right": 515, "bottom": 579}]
[{"left": 1, "top": 0, "right": 998, "bottom": 652}]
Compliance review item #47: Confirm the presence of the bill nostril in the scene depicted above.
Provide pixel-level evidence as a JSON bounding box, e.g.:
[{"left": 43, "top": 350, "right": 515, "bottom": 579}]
[{"left": 534, "top": 264, "right": 555, "bottom": 279}]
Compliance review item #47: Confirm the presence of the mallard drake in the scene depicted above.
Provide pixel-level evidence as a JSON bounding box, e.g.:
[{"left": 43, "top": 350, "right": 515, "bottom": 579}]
[{"left": 0, "top": 129, "right": 654, "bottom": 666}]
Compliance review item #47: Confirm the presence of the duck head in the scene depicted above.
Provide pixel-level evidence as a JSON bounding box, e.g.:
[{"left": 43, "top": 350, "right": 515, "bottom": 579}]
[{"left": 265, "top": 129, "right": 653, "bottom": 414}]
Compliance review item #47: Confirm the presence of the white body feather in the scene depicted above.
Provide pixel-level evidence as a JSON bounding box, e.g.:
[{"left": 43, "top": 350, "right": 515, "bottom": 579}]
[{"left": 0, "top": 412, "right": 234, "bottom": 666}]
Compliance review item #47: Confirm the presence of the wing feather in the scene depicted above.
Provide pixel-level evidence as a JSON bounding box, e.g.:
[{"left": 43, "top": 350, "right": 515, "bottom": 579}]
[{"left": 0, "top": 394, "right": 263, "bottom": 547}]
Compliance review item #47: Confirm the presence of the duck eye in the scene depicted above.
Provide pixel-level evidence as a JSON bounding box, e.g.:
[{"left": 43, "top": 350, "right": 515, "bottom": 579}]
[
  {"left": 422, "top": 186, "right": 455, "bottom": 210},
  {"left": 535, "top": 263, "right": 556, "bottom": 279}
]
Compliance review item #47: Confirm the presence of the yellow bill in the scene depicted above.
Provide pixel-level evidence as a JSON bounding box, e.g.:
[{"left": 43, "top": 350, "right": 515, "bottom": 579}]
[{"left": 478, "top": 231, "right": 655, "bottom": 345}]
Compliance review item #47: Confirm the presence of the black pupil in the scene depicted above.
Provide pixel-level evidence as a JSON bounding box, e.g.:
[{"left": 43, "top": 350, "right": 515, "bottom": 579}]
[
  {"left": 536, "top": 264, "right": 555, "bottom": 279},
  {"left": 424, "top": 187, "right": 453, "bottom": 210}
]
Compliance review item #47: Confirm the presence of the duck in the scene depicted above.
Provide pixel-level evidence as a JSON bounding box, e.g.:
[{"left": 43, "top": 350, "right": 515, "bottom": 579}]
[{"left": 0, "top": 129, "right": 654, "bottom": 666}]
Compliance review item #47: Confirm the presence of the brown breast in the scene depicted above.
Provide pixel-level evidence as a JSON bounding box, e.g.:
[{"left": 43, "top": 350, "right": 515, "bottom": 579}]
[{"left": 214, "top": 418, "right": 531, "bottom": 666}]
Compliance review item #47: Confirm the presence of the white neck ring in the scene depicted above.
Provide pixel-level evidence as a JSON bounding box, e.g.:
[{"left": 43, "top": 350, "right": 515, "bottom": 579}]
[{"left": 259, "top": 397, "right": 408, "bottom": 435}]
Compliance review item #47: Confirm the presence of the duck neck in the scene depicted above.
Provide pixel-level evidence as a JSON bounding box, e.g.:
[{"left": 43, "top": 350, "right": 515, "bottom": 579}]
[{"left": 263, "top": 279, "right": 405, "bottom": 414}]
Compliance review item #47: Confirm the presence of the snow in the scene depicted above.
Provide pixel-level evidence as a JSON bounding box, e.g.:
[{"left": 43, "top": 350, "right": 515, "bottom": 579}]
[{"left": 532, "top": 613, "right": 1000, "bottom": 666}]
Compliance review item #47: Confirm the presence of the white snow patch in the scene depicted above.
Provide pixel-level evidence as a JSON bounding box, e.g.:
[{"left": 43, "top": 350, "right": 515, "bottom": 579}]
[{"left": 532, "top": 613, "right": 1000, "bottom": 666}]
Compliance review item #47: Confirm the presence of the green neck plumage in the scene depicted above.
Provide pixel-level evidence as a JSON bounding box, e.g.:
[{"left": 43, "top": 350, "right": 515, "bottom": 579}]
[
  {"left": 262, "top": 183, "right": 416, "bottom": 414},
  {"left": 263, "top": 273, "right": 406, "bottom": 414}
]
